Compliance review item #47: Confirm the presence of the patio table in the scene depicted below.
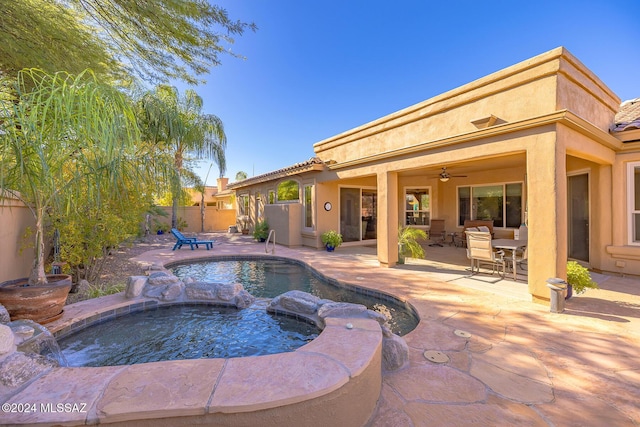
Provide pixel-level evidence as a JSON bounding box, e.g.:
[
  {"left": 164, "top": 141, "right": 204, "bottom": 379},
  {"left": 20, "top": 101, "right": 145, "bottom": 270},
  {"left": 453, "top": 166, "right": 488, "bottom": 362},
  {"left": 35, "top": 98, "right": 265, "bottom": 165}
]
[{"left": 492, "top": 238, "right": 527, "bottom": 281}]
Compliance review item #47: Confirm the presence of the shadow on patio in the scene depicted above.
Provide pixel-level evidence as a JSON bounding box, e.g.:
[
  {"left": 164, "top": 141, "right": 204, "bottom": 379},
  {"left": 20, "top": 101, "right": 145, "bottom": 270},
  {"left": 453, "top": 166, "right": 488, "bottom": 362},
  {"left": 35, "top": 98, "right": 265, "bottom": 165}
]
[{"left": 339, "top": 242, "right": 531, "bottom": 301}]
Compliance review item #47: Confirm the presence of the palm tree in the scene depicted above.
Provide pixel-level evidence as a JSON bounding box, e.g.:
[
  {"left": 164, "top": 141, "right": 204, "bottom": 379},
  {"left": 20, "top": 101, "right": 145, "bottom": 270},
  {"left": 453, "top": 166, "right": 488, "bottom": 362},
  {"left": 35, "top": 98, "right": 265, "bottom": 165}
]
[
  {"left": 138, "top": 85, "right": 226, "bottom": 228},
  {"left": 0, "top": 69, "right": 140, "bottom": 285}
]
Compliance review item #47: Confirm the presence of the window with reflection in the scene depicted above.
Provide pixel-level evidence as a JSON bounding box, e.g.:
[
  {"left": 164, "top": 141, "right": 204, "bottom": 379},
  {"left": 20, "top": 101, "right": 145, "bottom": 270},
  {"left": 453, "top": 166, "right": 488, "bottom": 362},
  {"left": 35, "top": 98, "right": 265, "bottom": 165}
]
[
  {"left": 628, "top": 163, "right": 640, "bottom": 244},
  {"left": 277, "top": 180, "right": 299, "bottom": 202},
  {"left": 304, "top": 185, "right": 313, "bottom": 229},
  {"left": 458, "top": 183, "right": 522, "bottom": 228},
  {"left": 405, "top": 188, "right": 430, "bottom": 226}
]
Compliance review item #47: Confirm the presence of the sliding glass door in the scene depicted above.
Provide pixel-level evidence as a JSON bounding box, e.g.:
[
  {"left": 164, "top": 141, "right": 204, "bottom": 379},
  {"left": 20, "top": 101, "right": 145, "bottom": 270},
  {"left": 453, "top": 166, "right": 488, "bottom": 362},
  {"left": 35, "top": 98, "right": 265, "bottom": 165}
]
[
  {"left": 568, "top": 174, "right": 589, "bottom": 262},
  {"left": 340, "top": 187, "right": 377, "bottom": 242}
]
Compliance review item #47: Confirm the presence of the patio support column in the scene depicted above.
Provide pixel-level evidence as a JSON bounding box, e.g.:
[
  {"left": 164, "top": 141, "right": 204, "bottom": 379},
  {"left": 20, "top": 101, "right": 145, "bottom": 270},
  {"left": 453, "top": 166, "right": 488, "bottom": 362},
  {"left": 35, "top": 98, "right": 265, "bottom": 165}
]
[
  {"left": 377, "top": 171, "right": 399, "bottom": 267},
  {"left": 526, "top": 140, "right": 567, "bottom": 304}
]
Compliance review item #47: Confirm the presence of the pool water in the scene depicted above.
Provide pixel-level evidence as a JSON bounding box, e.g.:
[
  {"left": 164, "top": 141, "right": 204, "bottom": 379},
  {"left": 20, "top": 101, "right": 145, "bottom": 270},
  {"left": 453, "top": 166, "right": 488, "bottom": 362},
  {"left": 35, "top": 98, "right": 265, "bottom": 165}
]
[
  {"left": 59, "top": 305, "right": 320, "bottom": 367},
  {"left": 171, "top": 258, "right": 418, "bottom": 335}
]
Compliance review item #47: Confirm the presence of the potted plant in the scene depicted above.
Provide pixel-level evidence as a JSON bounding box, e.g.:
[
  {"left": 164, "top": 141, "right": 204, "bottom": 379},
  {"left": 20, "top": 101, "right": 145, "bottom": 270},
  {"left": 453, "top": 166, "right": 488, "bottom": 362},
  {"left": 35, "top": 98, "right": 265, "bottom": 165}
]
[
  {"left": 253, "top": 220, "right": 269, "bottom": 242},
  {"left": 398, "top": 226, "right": 427, "bottom": 264},
  {"left": 565, "top": 261, "right": 598, "bottom": 298},
  {"left": 0, "top": 69, "right": 140, "bottom": 323},
  {"left": 321, "top": 230, "right": 343, "bottom": 252},
  {"left": 239, "top": 215, "right": 250, "bottom": 235},
  {"left": 154, "top": 221, "right": 170, "bottom": 235}
]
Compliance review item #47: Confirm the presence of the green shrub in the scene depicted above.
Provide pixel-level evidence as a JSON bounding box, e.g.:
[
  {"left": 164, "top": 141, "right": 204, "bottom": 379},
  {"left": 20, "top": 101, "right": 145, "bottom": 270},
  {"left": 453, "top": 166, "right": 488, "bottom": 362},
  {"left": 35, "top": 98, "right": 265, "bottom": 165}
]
[
  {"left": 253, "top": 220, "right": 269, "bottom": 240},
  {"left": 321, "top": 230, "right": 343, "bottom": 248},
  {"left": 86, "top": 283, "right": 126, "bottom": 299},
  {"left": 176, "top": 217, "right": 188, "bottom": 231},
  {"left": 566, "top": 261, "right": 598, "bottom": 294}
]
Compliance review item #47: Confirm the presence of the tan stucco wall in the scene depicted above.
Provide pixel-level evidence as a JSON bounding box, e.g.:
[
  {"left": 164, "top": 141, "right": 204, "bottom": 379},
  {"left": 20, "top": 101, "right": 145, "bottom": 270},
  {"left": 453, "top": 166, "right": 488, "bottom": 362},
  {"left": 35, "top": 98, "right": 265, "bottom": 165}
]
[
  {"left": 605, "top": 150, "right": 640, "bottom": 274},
  {"left": 0, "top": 200, "right": 36, "bottom": 282},
  {"left": 155, "top": 206, "right": 237, "bottom": 233},
  {"left": 265, "top": 203, "right": 303, "bottom": 247}
]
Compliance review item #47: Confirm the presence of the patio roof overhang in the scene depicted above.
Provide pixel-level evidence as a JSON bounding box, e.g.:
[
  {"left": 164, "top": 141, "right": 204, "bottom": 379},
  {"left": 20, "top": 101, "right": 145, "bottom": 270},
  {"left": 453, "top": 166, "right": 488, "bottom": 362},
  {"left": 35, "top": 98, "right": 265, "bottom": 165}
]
[{"left": 323, "top": 110, "right": 623, "bottom": 171}]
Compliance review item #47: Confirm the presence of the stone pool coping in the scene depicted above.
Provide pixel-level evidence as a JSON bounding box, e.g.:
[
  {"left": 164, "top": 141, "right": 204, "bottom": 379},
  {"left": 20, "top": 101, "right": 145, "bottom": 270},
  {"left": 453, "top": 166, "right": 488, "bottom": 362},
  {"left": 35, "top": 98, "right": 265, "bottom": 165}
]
[
  {"left": 163, "top": 254, "right": 420, "bottom": 329},
  {"left": 2, "top": 293, "right": 382, "bottom": 426}
]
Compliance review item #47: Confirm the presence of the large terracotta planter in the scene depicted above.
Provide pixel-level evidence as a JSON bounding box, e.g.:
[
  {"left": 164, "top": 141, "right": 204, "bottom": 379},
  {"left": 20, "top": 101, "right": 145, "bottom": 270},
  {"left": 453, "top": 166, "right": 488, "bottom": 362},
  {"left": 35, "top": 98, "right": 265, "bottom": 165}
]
[{"left": 0, "top": 274, "right": 72, "bottom": 324}]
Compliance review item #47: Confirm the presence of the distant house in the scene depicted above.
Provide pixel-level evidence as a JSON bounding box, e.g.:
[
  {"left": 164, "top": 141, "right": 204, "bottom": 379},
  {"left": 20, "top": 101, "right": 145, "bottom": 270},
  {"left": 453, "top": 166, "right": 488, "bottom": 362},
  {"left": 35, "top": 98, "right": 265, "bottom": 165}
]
[
  {"left": 161, "top": 177, "right": 237, "bottom": 232},
  {"left": 228, "top": 47, "right": 640, "bottom": 304}
]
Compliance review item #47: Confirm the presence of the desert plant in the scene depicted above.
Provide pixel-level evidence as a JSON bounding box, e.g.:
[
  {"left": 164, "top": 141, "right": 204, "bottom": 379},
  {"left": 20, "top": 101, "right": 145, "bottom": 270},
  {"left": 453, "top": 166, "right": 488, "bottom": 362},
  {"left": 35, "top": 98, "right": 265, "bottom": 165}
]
[
  {"left": 253, "top": 220, "right": 269, "bottom": 241},
  {"left": 398, "top": 226, "right": 427, "bottom": 259},
  {"left": 321, "top": 230, "right": 343, "bottom": 249},
  {"left": 176, "top": 217, "right": 189, "bottom": 231},
  {"left": 86, "top": 283, "right": 126, "bottom": 299},
  {"left": 238, "top": 215, "right": 250, "bottom": 233},
  {"left": 566, "top": 261, "right": 598, "bottom": 294},
  {"left": 154, "top": 221, "right": 170, "bottom": 234},
  {"left": 0, "top": 69, "right": 141, "bottom": 285}
]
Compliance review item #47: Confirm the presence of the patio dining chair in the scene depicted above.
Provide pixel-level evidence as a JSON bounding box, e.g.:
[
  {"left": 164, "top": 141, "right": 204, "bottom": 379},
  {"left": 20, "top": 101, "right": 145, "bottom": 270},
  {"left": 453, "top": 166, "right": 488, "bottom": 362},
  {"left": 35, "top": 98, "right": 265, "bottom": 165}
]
[
  {"left": 508, "top": 246, "right": 528, "bottom": 272},
  {"left": 428, "top": 219, "right": 446, "bottom": 247},
  {"left": 466, "top": 231, "right": 505, "bottom": 278}
]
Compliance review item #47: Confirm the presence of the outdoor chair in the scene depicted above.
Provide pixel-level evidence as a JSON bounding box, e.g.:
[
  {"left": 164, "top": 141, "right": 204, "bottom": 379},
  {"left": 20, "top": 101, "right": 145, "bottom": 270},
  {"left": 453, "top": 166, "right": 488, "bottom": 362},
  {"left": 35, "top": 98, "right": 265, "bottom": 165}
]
[
  {"left": 428, "top": 219, "right": 446, "bottom": 247},
  {"left": 508, "top": 246, "right": 528, "bottom": 272},
  {"left": 466, "top": 231, "right": 505, "bottom": 278},
  {"left": 454, "top": 220, "right": 495, "bottom": 248},
  {"left": 170, "top": 228, "right": 214, "bottom": 251}
]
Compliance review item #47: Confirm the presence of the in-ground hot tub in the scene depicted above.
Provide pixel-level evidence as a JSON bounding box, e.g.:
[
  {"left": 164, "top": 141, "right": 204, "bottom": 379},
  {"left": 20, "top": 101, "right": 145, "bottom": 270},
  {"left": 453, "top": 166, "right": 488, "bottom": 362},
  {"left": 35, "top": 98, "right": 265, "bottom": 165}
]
[
  {"left": 3, "top": 298, "right": 383, "bottom": 426},
  {"left": 58, "top": 303, "right": 321, "bottom": 367}
]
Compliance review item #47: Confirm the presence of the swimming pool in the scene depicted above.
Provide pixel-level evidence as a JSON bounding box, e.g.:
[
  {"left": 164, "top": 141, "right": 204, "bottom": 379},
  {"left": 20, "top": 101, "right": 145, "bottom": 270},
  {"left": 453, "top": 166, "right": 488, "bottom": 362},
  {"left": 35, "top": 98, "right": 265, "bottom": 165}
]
[
  {"left": 58, "top": 304, "right": 320, "bottom": 367},
  {"left": 170, "top": 257, "right": 418, "bottom": 335}
]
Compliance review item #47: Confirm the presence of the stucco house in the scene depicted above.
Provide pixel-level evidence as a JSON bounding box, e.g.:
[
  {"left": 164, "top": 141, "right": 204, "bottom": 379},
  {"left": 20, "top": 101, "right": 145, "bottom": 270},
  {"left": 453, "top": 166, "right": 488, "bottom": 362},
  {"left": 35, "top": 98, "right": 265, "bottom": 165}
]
[
  {"left": 227, "top": 47, "right": 640, "bottom": 304},
  {"left": 160, "top": 177, "right": 237, "bottom": 233}
]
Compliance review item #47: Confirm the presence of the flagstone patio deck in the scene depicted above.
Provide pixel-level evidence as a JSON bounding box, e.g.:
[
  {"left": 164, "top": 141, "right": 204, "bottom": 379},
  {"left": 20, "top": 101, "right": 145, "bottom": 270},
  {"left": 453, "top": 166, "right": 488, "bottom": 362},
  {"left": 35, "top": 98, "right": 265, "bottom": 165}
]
[
  {"left": 6, "top": 232, "right": 639, "bottom": 426},
  {"left": 131, "top": 233, "right": 639, "bottom": 426}
]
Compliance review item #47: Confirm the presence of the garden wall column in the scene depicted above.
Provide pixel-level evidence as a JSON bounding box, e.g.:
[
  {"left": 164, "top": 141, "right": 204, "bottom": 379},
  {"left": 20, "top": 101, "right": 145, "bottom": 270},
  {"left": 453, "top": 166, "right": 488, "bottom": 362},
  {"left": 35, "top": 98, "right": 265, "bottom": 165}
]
[
  {"left": 377, "top": 171, "right": 398, "bottom": 267},
  {"left": 526, "top": 140, "right": 568, "bottom": 304}
]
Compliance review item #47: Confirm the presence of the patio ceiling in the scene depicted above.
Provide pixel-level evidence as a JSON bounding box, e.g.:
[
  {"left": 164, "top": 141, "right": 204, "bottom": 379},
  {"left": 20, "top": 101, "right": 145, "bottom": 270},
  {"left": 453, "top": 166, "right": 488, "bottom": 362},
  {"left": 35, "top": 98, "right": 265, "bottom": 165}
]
[{"left": 398, "top": 153, "right": 526, "bottom": 178}]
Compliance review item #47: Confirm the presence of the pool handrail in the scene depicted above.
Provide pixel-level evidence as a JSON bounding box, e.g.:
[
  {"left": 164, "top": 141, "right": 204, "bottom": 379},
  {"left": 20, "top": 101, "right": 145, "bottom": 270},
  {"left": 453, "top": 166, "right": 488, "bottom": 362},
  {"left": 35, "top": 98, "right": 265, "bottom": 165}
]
[{"left": 266, "top": 229, "right": 276, "bottom": 254}]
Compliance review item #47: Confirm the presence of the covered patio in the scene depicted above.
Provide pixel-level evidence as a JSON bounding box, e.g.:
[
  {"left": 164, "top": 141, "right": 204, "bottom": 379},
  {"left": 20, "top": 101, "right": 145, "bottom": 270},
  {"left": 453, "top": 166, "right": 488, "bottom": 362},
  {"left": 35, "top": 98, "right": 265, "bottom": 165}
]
[{"left": 338, "top": 242, "right": 530, "bottom": 302}]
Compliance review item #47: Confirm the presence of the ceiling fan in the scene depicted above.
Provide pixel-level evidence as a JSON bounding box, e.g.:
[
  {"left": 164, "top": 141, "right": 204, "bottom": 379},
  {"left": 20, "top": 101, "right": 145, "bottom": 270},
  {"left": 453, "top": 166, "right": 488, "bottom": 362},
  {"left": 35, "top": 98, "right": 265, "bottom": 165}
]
[{"left": 438, "top": 167, "right": 467, "bottom": 182}]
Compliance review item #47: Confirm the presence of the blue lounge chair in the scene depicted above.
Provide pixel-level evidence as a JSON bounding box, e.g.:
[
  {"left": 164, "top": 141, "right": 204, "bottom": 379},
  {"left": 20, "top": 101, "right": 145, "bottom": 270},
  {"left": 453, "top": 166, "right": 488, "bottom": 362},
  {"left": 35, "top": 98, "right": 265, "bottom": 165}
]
[{"left": 170, "top": 228, "right": 214, "bottom": 250}]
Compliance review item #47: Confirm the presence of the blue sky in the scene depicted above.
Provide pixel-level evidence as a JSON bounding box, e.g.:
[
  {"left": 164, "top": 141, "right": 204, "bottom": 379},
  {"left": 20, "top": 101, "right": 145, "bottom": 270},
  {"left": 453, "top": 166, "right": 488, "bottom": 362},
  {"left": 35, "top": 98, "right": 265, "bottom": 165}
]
[{"left": 186, "top": 0, "right": 640, "bottom": 183}]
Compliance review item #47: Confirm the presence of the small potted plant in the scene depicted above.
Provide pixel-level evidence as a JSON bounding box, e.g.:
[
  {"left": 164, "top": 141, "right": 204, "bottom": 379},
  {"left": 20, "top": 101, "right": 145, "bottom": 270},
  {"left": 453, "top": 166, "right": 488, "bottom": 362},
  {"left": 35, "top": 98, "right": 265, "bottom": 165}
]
[
  {"left": 238, "top": 215, "right": 250, "bottom": 235},
  {"left": 398, "top": 226, "right": 427, "bottom": 264},
  {"left": 321, "top": 230, "right": 343, "bottom": 252},
  {"left": 154, "top": 221, "right": 169, "bottom": 235},
  {"left": 566, "top": 260, "right": 598, "bottom": 298},
  {"left": 253, "top": 220, "right": 269, "bottom": 242}
]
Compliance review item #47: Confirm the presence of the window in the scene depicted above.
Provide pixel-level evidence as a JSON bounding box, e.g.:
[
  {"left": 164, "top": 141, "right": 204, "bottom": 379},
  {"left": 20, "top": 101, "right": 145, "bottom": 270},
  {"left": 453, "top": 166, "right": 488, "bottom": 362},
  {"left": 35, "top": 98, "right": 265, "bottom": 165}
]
[
  {"left": 268, "top": 190, "right": 275, "bottom": 204},
  {"left": 628, "top": 162, "right": 640, "bottom": 244},
  {"left": 304, "top": 185, "right": 313, "bottom": 229},
  {"left": 458, "top": 183, "right": 522, "bottom": 228},
  {"left": 277, "top": 180, "right": 299, "bottom": 202},
  {"left": 405, "top": 188, "right": 430, "bottom": 226},
  {"left": 256, "top": 192, "right": 264, "bottom": 219},
  {"left": 238, "top": 194, "right": 249, "bottom": 216}
]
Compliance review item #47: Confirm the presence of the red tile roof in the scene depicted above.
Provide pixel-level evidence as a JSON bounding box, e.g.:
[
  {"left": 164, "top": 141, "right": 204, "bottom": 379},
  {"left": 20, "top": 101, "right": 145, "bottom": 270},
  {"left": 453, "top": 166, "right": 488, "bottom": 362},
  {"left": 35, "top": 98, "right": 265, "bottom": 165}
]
[
  {"left": 227, "top": 157, "right": 326, "bottom": 189},
  {"left": 612, "top": 98, "right": 640, "bottom": 132}
]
